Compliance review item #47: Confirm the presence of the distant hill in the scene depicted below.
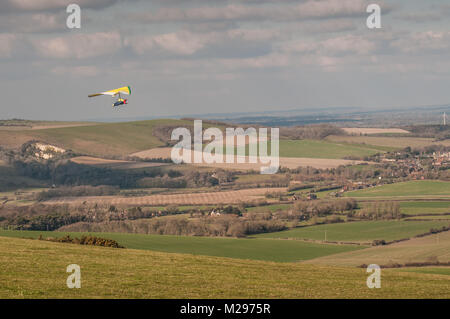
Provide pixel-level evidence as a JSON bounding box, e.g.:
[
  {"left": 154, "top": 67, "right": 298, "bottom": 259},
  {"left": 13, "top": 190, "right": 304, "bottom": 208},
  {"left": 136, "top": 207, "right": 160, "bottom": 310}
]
[
  {"left": 0, "top": 119, "right": 194, "bottom": 157},
  {"left": 0, "top": 235, "right": 449, "bottom": 298}
]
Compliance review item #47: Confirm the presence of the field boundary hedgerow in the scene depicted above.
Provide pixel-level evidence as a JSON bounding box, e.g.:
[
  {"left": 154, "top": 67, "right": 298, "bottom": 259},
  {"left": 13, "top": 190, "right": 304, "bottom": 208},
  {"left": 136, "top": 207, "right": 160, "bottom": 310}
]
[{"left": 359, "top": 261, "right": 450, "bottom": 269}]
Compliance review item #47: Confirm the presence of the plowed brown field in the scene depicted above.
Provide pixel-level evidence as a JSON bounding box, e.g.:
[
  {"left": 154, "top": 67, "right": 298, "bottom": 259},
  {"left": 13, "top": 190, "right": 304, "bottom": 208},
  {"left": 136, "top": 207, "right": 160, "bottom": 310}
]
[{"left": 44, "top": 187, "right": 286, "bottom": 206}]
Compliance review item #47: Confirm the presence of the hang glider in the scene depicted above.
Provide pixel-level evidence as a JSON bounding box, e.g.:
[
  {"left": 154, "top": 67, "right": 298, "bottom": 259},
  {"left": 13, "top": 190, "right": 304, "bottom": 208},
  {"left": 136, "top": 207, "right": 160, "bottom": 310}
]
[{"left": 88, "top": 86, "right": 131, "bottom": 107}]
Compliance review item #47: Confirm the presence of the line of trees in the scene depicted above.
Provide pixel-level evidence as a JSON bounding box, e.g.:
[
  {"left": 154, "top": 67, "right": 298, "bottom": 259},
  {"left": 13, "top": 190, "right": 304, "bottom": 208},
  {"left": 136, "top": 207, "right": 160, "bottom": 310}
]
[
  {"left": 57, "top": 215, "right": 287, "bottom": 238},
  {"left": 353, "top": 201, "right": 402, "bottom": 220}
]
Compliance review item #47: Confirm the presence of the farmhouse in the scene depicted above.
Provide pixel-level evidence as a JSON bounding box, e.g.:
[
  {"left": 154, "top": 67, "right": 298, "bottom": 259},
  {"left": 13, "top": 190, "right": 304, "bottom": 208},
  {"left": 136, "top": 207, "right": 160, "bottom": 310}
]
[{"left": 210, "top": 210, "right": 221, "bottom": 217}]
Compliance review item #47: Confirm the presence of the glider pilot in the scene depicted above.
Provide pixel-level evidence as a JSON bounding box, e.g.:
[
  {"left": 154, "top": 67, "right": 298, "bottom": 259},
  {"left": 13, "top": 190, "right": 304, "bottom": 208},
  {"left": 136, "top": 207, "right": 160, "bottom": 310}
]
[{"left": 88, "top": 86, "right": 131, "bottom": 108}]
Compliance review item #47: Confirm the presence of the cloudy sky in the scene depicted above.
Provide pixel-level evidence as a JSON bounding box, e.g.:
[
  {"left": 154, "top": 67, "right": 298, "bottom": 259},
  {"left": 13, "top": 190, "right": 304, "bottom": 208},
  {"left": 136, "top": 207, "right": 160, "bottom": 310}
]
[{"left": 1, "top": 0, "right": 449, "bottom": 121}]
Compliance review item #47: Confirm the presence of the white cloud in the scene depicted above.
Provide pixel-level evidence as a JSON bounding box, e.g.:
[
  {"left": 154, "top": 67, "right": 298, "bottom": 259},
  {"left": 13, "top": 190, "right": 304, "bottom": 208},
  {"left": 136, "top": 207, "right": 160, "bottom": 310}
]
[
  {"left": 33, "top": 32, "right": 122, "bottom": 59},
  {"left": 125, "top": 29, "right": 279, "bottom": 56},
  {"left": 0, "top": 33, "right": 18, "bottom": 58},
  {"left": 320, "top": 35, "right": 375, "bottom": 55},
  {"left": 51, "top": 65, "right": 100, "bottom": 77},
  {"left": 283, "top": 34, "right": 376, "bottom": 56},
  {"left": 134, "top": 0, "right": 376, "bottom": 23},
  {"left": 0, "top": 13, "right": 64, "bottom": 33},
  {"left": 126, "top": 31, "right": 209, "bottom": 55},
  {"left": 0, "top": 0, "right": 120, "bottom": 12},
  {"left": 391, "top": 31, "right": 450, "bottom": 54}
]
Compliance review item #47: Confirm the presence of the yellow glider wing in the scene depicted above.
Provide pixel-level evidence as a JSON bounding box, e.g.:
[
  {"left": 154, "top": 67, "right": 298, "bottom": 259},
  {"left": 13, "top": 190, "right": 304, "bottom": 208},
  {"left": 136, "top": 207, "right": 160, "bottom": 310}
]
[{"left": 88, "top": 86, "right": 131, "bottom": 98}]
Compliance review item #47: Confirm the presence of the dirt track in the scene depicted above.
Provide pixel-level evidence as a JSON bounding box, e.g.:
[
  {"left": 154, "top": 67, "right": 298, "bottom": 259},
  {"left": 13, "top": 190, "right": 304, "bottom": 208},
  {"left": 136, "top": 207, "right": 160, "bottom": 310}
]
[{"left": 44, "top": 187, "right": 286, "bottom": 206}]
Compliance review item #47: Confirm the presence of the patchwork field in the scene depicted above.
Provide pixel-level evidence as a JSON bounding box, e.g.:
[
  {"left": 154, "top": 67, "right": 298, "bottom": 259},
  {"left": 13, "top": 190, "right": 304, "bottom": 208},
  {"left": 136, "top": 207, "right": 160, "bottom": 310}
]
[
  {"left": 357, "top": 201, "right": 450, "bottom": 216},
  {"left": 253, "top": 220, "right": 450, "bottom": 243},
  {"left": 327, "top": 135, "right": 450, "bottom": 148},
  {"left": 0, "top": 230, "right": 363, "bottom": 262},
  {"left": 278, "top": 139, "right": 391, "bottom": 158},
  {"left": 399, "top": 201, "right": 450, "bottom": 215},
  {"left": 406, "top": 215, "right": 450, "bottom": 220},
  {"left": 342, "top": 128, "right": 410, "bottom": 135},
  {"left": 195, "top": 157, "right": 367, "bottom": 170},
  {"left": 305, "top": 230, "right": 450, "bottom": 267},
  {"left": 132, "top": 147, "right": 369, "bottom": 170},
  {"left": 43, "top": 187, "right": 287, "bottom": 206},
  {"left": 344, "top": 180, "right": 450, "bottom": 198},
  {"left": 1, "top": 236, "right": 449, "bottom": 298},
  {"left": 1, "top": 118, "right": 449, "bottom": 299}
]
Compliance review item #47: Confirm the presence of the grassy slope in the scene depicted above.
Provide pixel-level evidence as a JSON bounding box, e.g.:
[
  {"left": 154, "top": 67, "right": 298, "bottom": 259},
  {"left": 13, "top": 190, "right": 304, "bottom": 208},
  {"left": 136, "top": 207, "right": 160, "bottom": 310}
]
[
  {"left": 304, "top": 230, "right": 450, "bottom": 267},
  {"left": 0, "top": 119, "right": 192, "bottom": 157},
  {"left": 407, "top": 215, "right": 450, "bottom": 220},
  {"left": 278, "top": 140, "right": 389, "bottom": 159},
  {"left": 253, "top": 221, "right": 450, "bottom": 242},
  {"left": 0, "top": 230, "right": 363, "bottom": 262},
  {"left": 399, "top": 201, "right": 450, "bottom": 215},
  {"left": 206, "top": 139, "right": 388, "bottom": 159},
  {"left": 344, "top": 180, "right": 450, "bottom": 198},
  {"left": 326, "top": 135, "right": 450, "bottom": 148},
  {"left": 1, "top": 119, "right": 393, "bottom": 159},
  {"left": 357, "top": 201, "right": 450, "bottom": 216},
  {"left": 399, "top": 267, "right": 450, "bottom": 276},
  {"left": 1, "top": 236, "right": 449, "bottom": 298},
  {"left": 32, "top": 120, "right": 192, "bottom": 157}
]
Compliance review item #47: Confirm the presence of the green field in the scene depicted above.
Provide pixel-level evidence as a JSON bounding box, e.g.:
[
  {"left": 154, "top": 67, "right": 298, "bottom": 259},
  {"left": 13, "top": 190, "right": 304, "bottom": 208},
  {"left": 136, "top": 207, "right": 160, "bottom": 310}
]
[
  {"left": 0, "top": 230, "right": 363, "bottom": 262},
  {"left": 253, "top": 220, "right": 450, "bottom": 242},
  {"left": 399, "top": 201, "right": 450, "bottom": 215},
  {"left": 0, "top": 120, "right": 395, "bottom": 159},
  {"left": 32, "top": 120, "right": 192, "bottom": 156},
  {"left": 214, "top": 139, "right": 388, "bottom": 159},
  {"left": 406, "top": 215, "right": 450, "bottom": 220},
  {"left": 222, "top": 139, "right": 391, "bottom": 159},
  {"left": 345, "top": 180, "right": 450, "bottom": 198},
  {"left": 358, "top": 200, "right": 450, "bottom": 216},
  {"left": 305, "top": 230, "right": 450, "bottom": 267},
  {"left": 278, "top": 140, "right": 390, "bottom": 159},
  {"left": 1, "top": 236, "right": 449, "bottom": 298},
  {"left": 398, "top": 267, "right": 450, "bottom": 276},
  {"left": 326, "top": 135, "right": 450, "bottom": 149},
  {"left": 0, "top": 119, "right": 195, "bottom": 157}
]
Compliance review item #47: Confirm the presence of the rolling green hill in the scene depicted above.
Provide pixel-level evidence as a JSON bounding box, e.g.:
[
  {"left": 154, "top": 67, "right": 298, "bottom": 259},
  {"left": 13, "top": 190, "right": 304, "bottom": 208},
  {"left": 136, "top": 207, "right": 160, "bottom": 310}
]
[
  {"left": 399, "top": 201, "right": 450, "bottom": 215},
  {"left": 253, "top": 220, "right": 450, "bottom": 242},
  {"left": 278, "top": 139, "right": 391, "bottom": 159},
  {"left": 1, "top": 119, "right": 392, "bottom": 159},
  {"left": 31, "top": 119, "right": 192, "bottom": 157},
  {"left": 357, "top": 201, "right": 450, "bottom": 216},
  {"left": 344, "top": 181, "right": 450, "bottom": 198},
  {"left": 1, "top": 236, "right": 449, "bottom": 298},
  {"left": 0, "top": 230, "right": 362, "bottom": 262},
  {"left": 304, "top": 230, "right": 450, "bottom": 267},
  {"left": 0, "top": 119, "right": 193, "bottom": 157}
]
